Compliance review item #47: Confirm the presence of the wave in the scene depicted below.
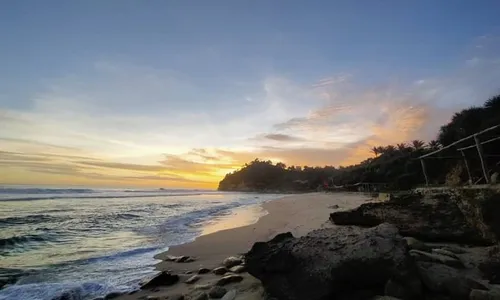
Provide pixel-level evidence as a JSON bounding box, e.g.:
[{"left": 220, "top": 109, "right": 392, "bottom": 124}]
[
  {"left": 0, "top": 214, "right": 61, "bottom": 227},
  {"left": 0, "top": 192, "right": 207, "bottom": 202},
  {"left": 0, "top": 188, "right": 96, "bottom": 195},
  {"left": 0, "top": 234, "right": 51, "bottom": 250}
]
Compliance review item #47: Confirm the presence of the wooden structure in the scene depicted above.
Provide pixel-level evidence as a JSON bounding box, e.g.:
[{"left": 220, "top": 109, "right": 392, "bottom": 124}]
[{"left": 417, "top": 125, "right": 500, "bottom": 185}]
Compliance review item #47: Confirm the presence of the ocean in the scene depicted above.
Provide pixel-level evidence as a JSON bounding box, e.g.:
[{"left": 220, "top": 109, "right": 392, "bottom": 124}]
[{"left": 0, "top": 186, "right": 285, "bottom": 300}]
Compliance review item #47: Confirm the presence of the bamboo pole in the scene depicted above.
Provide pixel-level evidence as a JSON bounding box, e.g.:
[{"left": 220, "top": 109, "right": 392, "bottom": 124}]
[
  {"left": 474, "top": 134, "right": 489, "bottom": 183},
  {"left": 420, "top": 159, "right": 429, "bottom": 186},
  {"left": 461, "top": 150, "right": 472, "bottom": 184},
  {"left": 418, "top": 124, "right": 500, "bottom": 159},
  {"left": 456, "top": 135, "right": 500, "bottom": 151}
]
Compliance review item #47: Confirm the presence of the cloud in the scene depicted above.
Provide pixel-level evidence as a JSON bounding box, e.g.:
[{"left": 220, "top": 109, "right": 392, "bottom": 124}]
[
  {"left": 76, "top": 160, "right": 167, "bottom": 172},
  {"left": 261, "top": 133, "right": 305, "bottom": 142},
  {"left": 2, "top": 35, "right": 500, "bottom": 187}
]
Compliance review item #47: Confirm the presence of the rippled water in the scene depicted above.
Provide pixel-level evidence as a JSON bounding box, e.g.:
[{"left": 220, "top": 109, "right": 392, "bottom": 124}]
[{"left": 0, "top": 186, "right": 284, "bottom": 300}]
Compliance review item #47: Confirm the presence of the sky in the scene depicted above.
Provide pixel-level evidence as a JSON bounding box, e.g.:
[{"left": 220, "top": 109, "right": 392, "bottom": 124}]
[{"left": 1, "top": 1, "right": 500, "bottom": 189}]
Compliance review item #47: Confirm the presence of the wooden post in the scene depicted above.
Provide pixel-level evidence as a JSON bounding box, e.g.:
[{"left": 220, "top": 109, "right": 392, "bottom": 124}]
[
  {"left": 420, "top": 159, "right": 429, "bottom": 186},
  {"left": 461, "top": 150, "right": 472, "bottom": 184},
  {"left": 474, "top": 134, "right": 489, "bottom": 183}
]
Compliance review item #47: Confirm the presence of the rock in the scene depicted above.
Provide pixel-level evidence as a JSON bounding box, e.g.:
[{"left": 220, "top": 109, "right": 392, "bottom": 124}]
[
  {"left": 329, "top": 192, "right": 499, "bottom": 245},
  {"left": 193, "top": 293, "right": 208, "bottom": 300},
  {"left": 195, "top": 284, "right": 212, "bottom": 290},
  {"left": 146, "top": 296, "right": 160, "bottom": 300},
  {"left": 410, "top": 249, "right": 464, "bottom": 268},
  {"left": 169, "top": 295, "right": 185, "bottom": 300},
  {"left": 416, "top": 261, "right": 488, "bottom": 299},
  {"left": 175, "top": 256, "right": 190, "bottom": 263},
  {"left": 198, "top": 268, "right": 211, "bottom": 274},
  {"left": 213, "top": 267, "right": 228, "bottom": 275},
  {"left": 222, "top": 256, "right": 243, "bottom": 268},
  {"left": 185, "top": 275, "right": 200, "bottom": 284},
  {"left": 185, "top": 271, "right": 193, "bottom": 275},
  {"left": 141, "top": 271, "right": 179, "bottom": 289},
  {"left": 432, "top": 248, "right": 460, "bottom": 259},
  {"left": 329, "top": 204, "right": 339, "bottom": 209},
  {"left": 185, "top": 257, "right": 196, "bottom": 263},
  {"left": 104, "top": 292, "right": 123, "bottom": 299},
  {"left": 404, "top": 237, "right": 432, "bottom": 252},
  {"left": 246, "top": 223, "right": 422, "bottom": 300},
  {"left": 208, "top": 286, "right": 228, "bottom": 298},
  {"left": 229, "top": 265, "right": 246, "bottom": 273},
  {"left": 385, "top": 279, "right": 419, "bottom": 300},
  {"left": 216, "top": 275, "right": 244, "bottom": 286},
  {"left": 221, "top": 290, "right": 237, "bottom": 300},
  {"left": 470, "top": 289, "right": 500, "bottom": 300}
]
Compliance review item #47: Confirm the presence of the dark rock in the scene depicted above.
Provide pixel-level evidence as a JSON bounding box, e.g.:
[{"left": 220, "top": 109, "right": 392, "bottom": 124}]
[
  {"left": 222, "top": 256, "right": 243, "bottom": 268},
  {"left": 470, "top": 289, "right": 500, "bottom": 300},
  {"left": 416, "top": 261, "right": 488, "bottom": 299},
  {"left": 329, "top": 204, "right": 340, "bottom": 209},
  {"left": 175, "top": 256, "right": 190, "bottom": 263},
  {"left": 198, "top": 268, "right": 211, "bottom": 274},
  {"left": 208, "top": 286, "right": 228, "bottom": 298},
  {"left": 385, "top": 279, "right": 419, "bottom": 300},
  {"left": 141, "top": 271, "right": 179, "bottom": 289},
  {"left": 229, "top": 265, "right": 246, "bottom": 273},
  {"left": 431, "top": 248, "right": 460, "bottom": 259},
  {"left": 246, "top": 223, "right": 421, "bottom": 300},
  {"left": 216, "top": 275, "right": 244, "bottom": 286},
  {"left": 404, "top": 237, "right": 432, "bottom": 252},
  {"left": 195, "top": 284, "right": 212, "bottom": 290},
  {"left": 409, "top": 250, "right": 464, "bottom": 268},
  {"left": 193, "top": 292, "right": 208, "bottom": 300},
  {"left": 221, "top": 290, "right": 237, "bottom": 300},
  {"left": 185, "top": 275, "right": 200, "bottom": 284},
  {"left": 104, "top": 292, "right": 123, "bottom": 299},
  {"left": 213, "top": 267, "right": 228, "bottom": 275},
  {"left": 185, "top": 271, "right": 193, "bottom": 275},
  {"left": 330, "top": 192, "right": 499, "bottom": 245},
  {"left": 169, "top": 294, "right": 185, "bottom": 300}
]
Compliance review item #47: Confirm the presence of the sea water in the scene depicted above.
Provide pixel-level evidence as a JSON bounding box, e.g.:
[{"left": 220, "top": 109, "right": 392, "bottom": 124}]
[{"left": 0, "top": 186, "right": 284, "bottom": 300}]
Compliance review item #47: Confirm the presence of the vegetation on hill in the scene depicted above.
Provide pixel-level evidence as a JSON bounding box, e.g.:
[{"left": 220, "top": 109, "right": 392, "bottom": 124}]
[{"left": 218, "top": 95, "right": 500, "bottom": 192}]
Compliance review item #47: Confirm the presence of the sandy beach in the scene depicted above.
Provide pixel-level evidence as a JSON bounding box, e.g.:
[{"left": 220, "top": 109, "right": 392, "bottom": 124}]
[{"left": 118, "top": 192, "right": 372, "bottom": 300}]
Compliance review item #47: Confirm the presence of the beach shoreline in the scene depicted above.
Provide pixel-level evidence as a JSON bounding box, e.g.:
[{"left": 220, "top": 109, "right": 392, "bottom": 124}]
[{"left": 118, "top": 192, "right": 372, "bottom": 300}]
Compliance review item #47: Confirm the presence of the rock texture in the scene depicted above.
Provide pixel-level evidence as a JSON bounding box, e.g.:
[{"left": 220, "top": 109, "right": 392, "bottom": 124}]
[
  {"left": 141, "top": 271, "right": 179, "bottom": 289},
  {"left": 330, "top": 191, "right": 500, "bottom": 245},
  {"left": 245, "top": 224, "right": 421, "bottom": 300}
]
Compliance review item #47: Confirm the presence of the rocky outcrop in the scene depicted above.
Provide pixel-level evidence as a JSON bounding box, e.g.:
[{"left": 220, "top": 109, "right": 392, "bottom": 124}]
[
  {"left": 245, "top": 224, "right": 422, "bottom": 300},
  {"left": 330, "top": 191, "right": 500, "bottom": 245},
  {"left": 141, "top": 271, "right": 179, "bottom": 289}
]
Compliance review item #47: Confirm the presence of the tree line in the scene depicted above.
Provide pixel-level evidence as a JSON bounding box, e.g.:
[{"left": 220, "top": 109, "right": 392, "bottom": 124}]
[{"left": 218, "top": 95, "right": 500, "bottom": 192}]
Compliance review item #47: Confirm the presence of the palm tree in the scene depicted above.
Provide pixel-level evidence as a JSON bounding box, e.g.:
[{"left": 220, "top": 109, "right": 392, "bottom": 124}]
[
  {"left": 427, "top": 140, "right": 441, "bottom": 151},
  {"left": 411, "top": 140, "right": 425, "bottom": 150},
  {"left": 371, "top": 146, "right": 379, "bottom": 157},
  {"left": 396, "top": 143, "right": 407, "bottom": 151},
  {"left": 385, "top": 145, "right": 396, "bottom": 153}
]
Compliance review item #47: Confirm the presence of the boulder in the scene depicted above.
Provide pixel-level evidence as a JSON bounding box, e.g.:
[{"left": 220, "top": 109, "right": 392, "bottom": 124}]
[
  {"left": 216, "top": 275, "right": 244, "bottom": 286},
  {"left": 222, "top": 256, "right": 243, "bottom": 268},
  {"left": 431, "top": 248, "right": 460, "bottom": 259},
  {"left": 404, "top": 237, "right": 432, "bottom": 252},
  {"left": 470, "top": 289, "right": 500, "bottom": 300},
  {"left": 195, "top": 284, "right": 212, "bottom": 290},
  {"left": 104, "top": 292, "right": 123, "bottom": 299},
  {"left": 208, "top": 286, "right": 228, "bottom": 298},
  {"left": 410, "top": 250, "right": 464, "bottom": 268},
  {"left": 198, "top": 268, "right": 211, "bottom": 274},
  {"left": 185, "top": 275, "right": 200, "bottom": 284},
  {"left": 229, "top": 265, "right": 246, "bottom": 273},
  {"left": 221, "top": 290, "right": 237, "bottom": 300},
  {"left": 329, "top": 192, "right": 498, "bottom": 245},
  {"left": 245, "top": 223, "right": 422, "bottom": 300},
  {"left": 193, "top": 293, "right": 208, "bottom": 300},
  {"left": 415, "top": 261, "right": 488, "bottom": 299},
  {"left": 141, "top": 271, "right": 179, "bottom": 289},
  {"left": 213, "top": 267, "right": 228, "bottom": 275}
]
